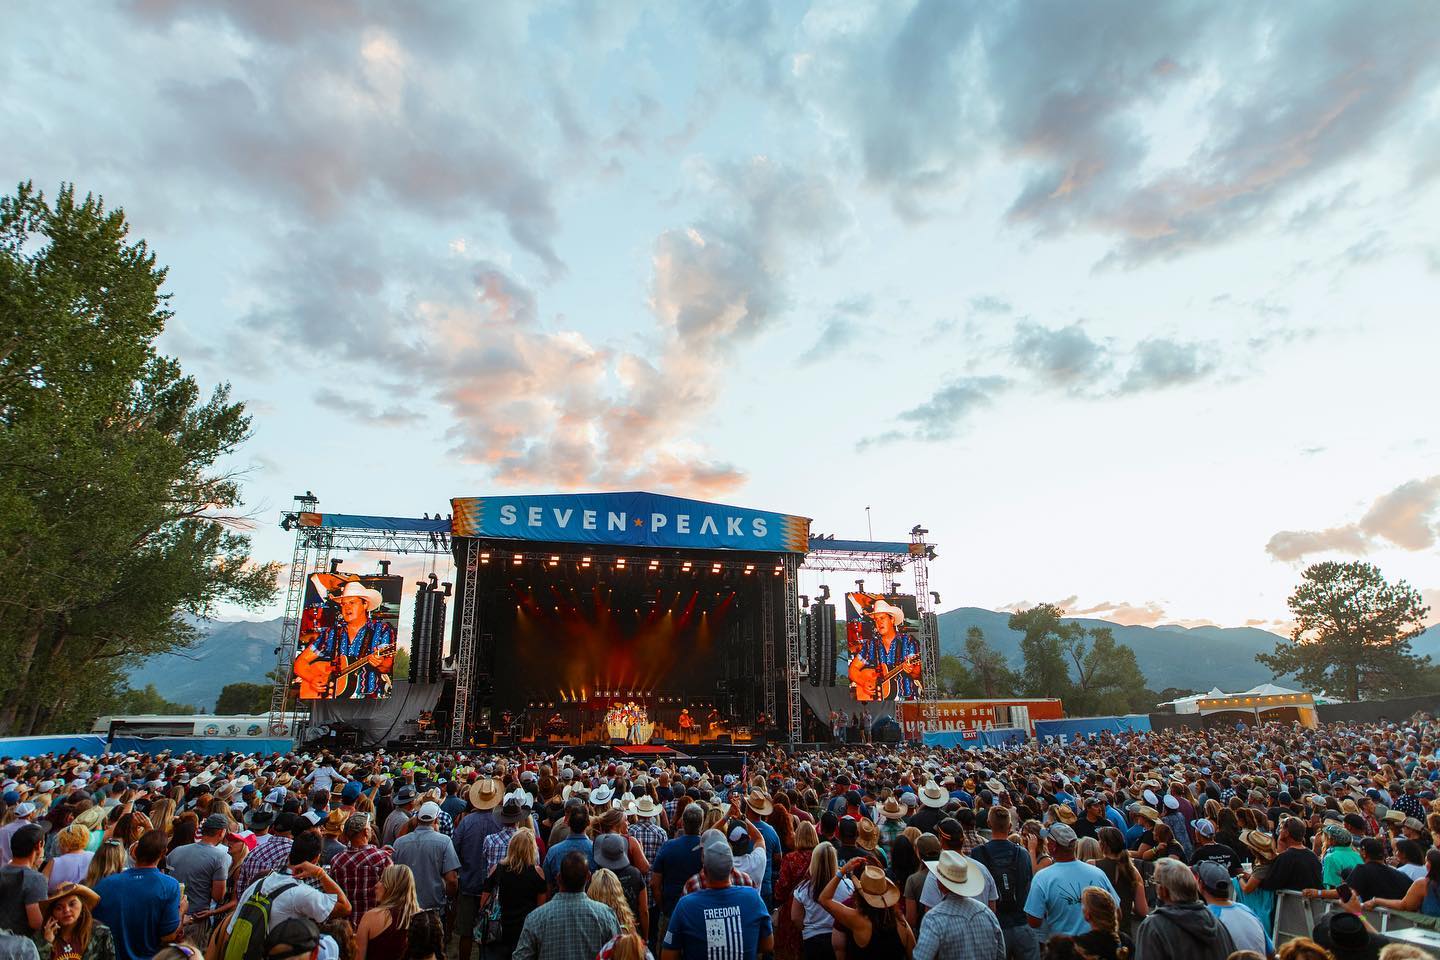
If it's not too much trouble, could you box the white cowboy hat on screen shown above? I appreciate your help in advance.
[330,581,383,612]
[871,600,907,624]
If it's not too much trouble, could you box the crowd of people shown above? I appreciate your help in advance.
[3,714,1440,960]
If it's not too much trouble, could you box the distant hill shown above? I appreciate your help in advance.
[937,607,1440,693]
[127,610,1440,712]
[129,618,283,712]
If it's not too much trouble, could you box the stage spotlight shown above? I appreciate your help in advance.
[280,512,298,531]
[616,558,626,568]
[711,563,721,572]
[817,584,831,601]
[581,557,591,567]
[682,561,691,570]
[855,579,865,592]
[931,591,941,605]
[891,581,902,593]
[911,525,928,537]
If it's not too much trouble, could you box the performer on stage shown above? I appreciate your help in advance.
[294,581,395,698]
[678,708,695,733]
[847,598,922,701]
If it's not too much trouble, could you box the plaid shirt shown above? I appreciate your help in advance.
[961,829,985,857]
[628,821,667,876]
[681,868,756,895]
[329,844,393,928]
[236,835,293,894]
[512,891,619,960]
[481,825,519,886]
[912,894,1004,960]
[662,798,680,824]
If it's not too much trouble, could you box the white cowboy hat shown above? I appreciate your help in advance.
[330,580,383,611]
[928,850,987,897]
[870,600,907,625]
[918,781,948,808]
[590,784,615,806]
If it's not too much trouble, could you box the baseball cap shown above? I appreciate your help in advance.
[341,781,363,801]
[202,813,230,833]
[1191,818,1215,838]
[264,917,321,959]
[1196,862,1230,896]
[1047,823,1078,846]
[417,801,441,822]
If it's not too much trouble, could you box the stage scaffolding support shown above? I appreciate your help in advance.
[269,493,319,737]
[910,527,940,701]
[760,570,777,731]
[781,553,802,744]
[451,538,482,748]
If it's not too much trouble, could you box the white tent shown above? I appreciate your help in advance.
[1156,682,1333,714]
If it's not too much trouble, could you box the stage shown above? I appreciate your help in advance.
[274,491,942,748]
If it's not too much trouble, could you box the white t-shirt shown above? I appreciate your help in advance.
[921,856,997,909]
[733,844,767,885]
[227,871,337,932]
[1400,862,1427,882]
[793,878,853,939]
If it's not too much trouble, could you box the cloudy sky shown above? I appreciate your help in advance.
[7,0,1439,632]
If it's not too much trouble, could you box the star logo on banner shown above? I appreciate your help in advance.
[634,518,644,526]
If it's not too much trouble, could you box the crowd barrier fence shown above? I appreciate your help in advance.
[1271,889,1440,949]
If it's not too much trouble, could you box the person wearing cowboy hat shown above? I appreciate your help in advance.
[912,850,1004,960]
[296,581,395,700]
[847,597,923,702]
[450,775,504,960]
[741,790,781,908]
[34,882,113,960]
[818,858,915,957]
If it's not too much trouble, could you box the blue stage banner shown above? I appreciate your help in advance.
[451,491,811,553]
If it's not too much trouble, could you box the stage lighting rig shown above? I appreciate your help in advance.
[280,513,299,531]
[931,591,941,605]
[910,524,928,537]
[817,585,831,601]
[854,579,865,593]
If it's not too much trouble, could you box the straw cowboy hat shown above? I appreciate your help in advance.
[469,778,502,811]
[927,850,987,898]
[1054,805,1077,825]
[330,581,383,611]
[1240,830,1276,861]
[629,796,662,818]
[855,865,901,909]
[745,790,774,817]
[43,883,99,911]
[878,797,906,822]
[918,782,948,809]
[870,600,907,625]
[856,818,881,851]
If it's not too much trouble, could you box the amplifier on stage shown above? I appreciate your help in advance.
[733,725,752,743]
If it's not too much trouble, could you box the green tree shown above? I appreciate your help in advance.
[1064,626,1151,715]
[0,182,279,734]
[934,654,976,697]
[1009,604,1075,699]
[1257,561,1431,702]
[393,646,410,680]
[215,682,272,715]
[958,626,1018,697]
[113,684,199,715]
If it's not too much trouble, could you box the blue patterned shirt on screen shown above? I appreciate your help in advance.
[311,619,395,698]
[857,632,921,700]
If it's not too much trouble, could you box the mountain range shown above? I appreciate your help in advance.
[130,609,1440,712]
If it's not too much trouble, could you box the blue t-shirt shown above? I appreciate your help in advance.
[752,818,780,901]
[662,884,771,960]
[1022,859,1118,938]
[542,835,593,887]
[93,868,181,960]
[653,835,703,914]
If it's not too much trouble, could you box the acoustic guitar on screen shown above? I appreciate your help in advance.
[848,654,923,702]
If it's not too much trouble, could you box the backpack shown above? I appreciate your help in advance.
[223,877,299,960]
[973,841,1027,916]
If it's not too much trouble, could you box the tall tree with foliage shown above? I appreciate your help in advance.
[1063,626,1152,715]
[959,626,1018,697]
[0,182,278,734]
[1009,604,1076,699]
[1257,561,1431,702]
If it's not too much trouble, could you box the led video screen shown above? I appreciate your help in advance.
[844,592,923,701]
[293,570,402,700]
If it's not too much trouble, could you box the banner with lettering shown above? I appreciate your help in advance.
[450,492,811,553]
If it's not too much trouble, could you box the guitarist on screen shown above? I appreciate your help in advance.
[295,580,395,699]
[847,597,923,701]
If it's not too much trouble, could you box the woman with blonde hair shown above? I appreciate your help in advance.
[83,839,125,888]
[147,797,177,839]
[356,864,420,960]
[776,820,821,960]
[44,823,96,892]
[791,842,849,959]
[700,804,724,834]
[588,868,639,957]
[482,828,546,957]
[1070,885,1133,958]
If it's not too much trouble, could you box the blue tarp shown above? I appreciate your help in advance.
[0,735,108,759]
[923,727,1028,748]
[1033,715,1152,740]
[108,737,294,756]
